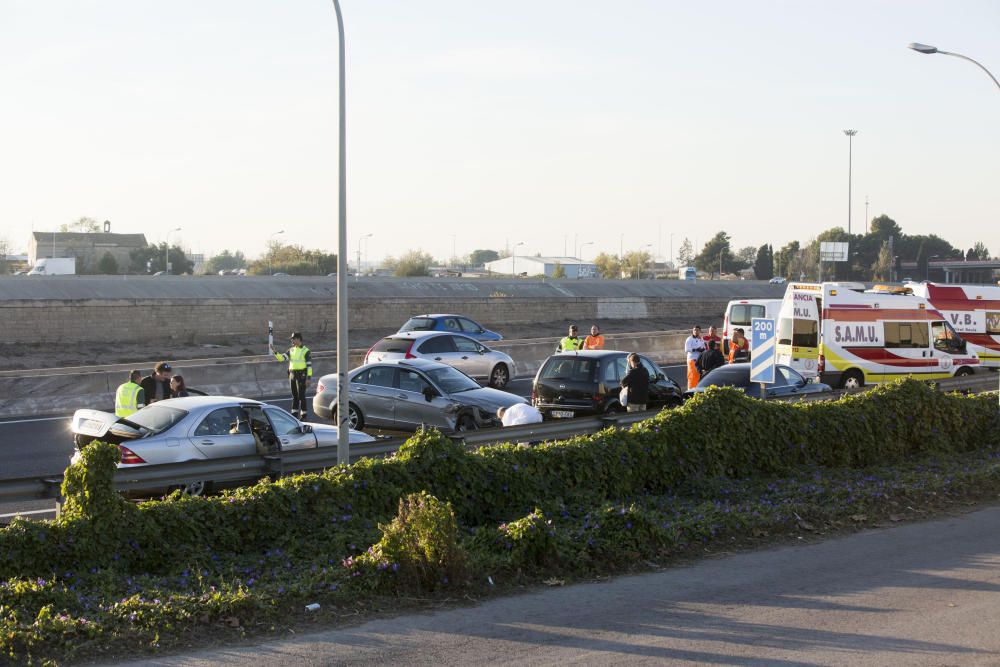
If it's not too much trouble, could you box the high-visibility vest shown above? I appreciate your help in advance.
[559,336,583,352]
[115,381,142,417]
[276,345,312,377]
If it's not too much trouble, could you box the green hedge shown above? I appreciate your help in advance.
[0,379,995,581]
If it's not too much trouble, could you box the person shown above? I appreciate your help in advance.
[496,403,543,426]
[697,339,726,377]
[582,325,605,350]
[271,331,312,419]
[557,325,584,352]
[703,325,722,348]
[728,327,751,363]
[684,326,706,390]
[619,352,649,412]
[140,362,172,404]
[170,374,189,398]
[115,369,146,418]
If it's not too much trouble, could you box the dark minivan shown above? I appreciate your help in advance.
[532,350,683,419]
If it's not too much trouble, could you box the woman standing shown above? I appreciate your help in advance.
[170,374,190,398]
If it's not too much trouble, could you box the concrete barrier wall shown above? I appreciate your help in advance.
[0,331,688,418]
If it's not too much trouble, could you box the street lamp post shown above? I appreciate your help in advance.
[356,233,372,281]
[578,241,593,259]
[636,244,652,280]
[268,230,285,275]
[331,0,350,465]
[844,130,858,236]
[165,227,181,274]
[512,242,524,278]
[927,255,940,281]
[908,43,1000,91]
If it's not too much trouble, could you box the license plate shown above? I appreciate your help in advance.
[551,410,575,419]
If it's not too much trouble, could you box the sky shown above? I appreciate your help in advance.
[1,0,997,266]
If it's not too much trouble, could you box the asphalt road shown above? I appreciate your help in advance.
[115,505,1000,666]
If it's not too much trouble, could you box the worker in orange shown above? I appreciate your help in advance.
[684,325,706,390]
[583,325,605,350]
[728,327,750,363]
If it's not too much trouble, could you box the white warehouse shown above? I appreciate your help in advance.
[484,256,597,279]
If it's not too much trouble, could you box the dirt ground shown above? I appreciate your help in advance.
[0,316,717,372]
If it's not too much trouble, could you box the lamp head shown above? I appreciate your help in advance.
[908,42,938,54]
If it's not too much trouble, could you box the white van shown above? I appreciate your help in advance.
[722,298,782,355]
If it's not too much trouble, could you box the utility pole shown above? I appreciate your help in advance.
[865,195,869,234]
[844,129,858,236]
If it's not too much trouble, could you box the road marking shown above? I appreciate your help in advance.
[0,416,70,425]
[0,508,56,519]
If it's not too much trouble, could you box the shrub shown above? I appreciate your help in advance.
[472,509,565,573]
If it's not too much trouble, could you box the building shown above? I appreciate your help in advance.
[29,229,148,273]
[484,256,598,278]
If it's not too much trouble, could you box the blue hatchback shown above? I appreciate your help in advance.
[398,314,503,342]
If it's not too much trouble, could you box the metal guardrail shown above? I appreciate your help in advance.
[1,372,996,509]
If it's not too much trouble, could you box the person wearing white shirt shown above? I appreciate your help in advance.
[497,403,544,426]
[684,325,707,390]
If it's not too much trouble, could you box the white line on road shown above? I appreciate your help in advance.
[0,416,70,425]
[0,508,56,519]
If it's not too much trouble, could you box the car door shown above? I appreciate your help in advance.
[265,407,317,451]
[452,335,491,380]
[416,334,459,366]
[353,366,397,428]
[393,368,453,431]
[189,406,257,458]
[639,356,675,407]
[458,317,486,340]
[765,367,797,398]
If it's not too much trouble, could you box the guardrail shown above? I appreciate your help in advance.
[1,372,996,513]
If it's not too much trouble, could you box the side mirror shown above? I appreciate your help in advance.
[423,387,437,402]
[300,424,314,433]
[478,328,485,333]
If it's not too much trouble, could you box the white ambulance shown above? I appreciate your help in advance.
[908,282,1000,368]
[722,298,782,355]
[775,282,979,389]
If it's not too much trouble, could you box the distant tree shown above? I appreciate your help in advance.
[972,241,992,261]
[788,242,817,281]
[593,252,622,279]
[774,241,799,279]
[0,235,11,274]
[677,238,694,267]
[869,215,902,243]
[384,250,434,277]
[872,241,893,281]
[96,252,119,275]
[735,246,757,270]
[551,262,566,279]
[129,243,193,275]
[206,250,247,274]
[59,217,101,233]
[915,241,928,279]
[622,251,653,279]
[694,232,738,276]
[469,249,500,266]
[249,243,337,275]
[753,244,773,280]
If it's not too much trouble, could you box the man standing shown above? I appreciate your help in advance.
[140,362,172,404]
[557,325,584,352]
[115,369,146,418]
[583,325,605,350]
[697,339,726,377]
[620,352,649,412]
[272,331,312,419]
[703,325,722,348]
[684,326,706,390]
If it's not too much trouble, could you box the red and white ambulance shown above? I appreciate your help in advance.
[775,282,979,388]
[908,282,1000,368]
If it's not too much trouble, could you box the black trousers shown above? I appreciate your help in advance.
[290,370,308,414]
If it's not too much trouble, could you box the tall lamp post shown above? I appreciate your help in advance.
[356,233,372,280]
[908,43,1000,91]
[268,230,285,275]
[843,130,858,236]
[636,243,652,280]
[578,241,593,259]
[926,255,939,281]
[511,241,524,278]
[165,227,181,274]
[331,0,349,465]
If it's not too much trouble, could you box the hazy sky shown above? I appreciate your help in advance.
[1,1,997,265]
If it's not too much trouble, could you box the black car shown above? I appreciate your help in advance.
[686,363,833,399]
[531,350,683,419]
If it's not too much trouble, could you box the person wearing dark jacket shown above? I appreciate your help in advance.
[140,361,172,404]
[619,353,650,412]
[697,339,726,378]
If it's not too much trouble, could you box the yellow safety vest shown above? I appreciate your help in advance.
[115,382,143,417]
[559,336,584,352]
[276,345,312,376]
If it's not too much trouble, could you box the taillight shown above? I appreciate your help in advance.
[119,446,146,465]
[817,354,825,374]
[404,341,417,359]
[364,344,376,364]
[317,380,326,393]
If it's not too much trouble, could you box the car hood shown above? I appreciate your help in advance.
[449,387,526,411]
[305,421,376,446]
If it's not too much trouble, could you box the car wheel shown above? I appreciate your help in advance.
[955,366,974,377]
[333,403,365,431]
[841,370,864,390]
[605,402,625,414]
[170,480,213,497]
[489,364,510,389]
[455,414,478,432]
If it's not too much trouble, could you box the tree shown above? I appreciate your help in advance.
[967,242,991,261]
[129,243,193,275]
[915,241,928,280]
[774,241,799,279]
[96,252,119,275]
[551,262,566,279]
[59,217,101,233]
[753,244,773,280]
[869,215,902,243]
[206,250,247,274]
[694,232,738,276]
[736,246,757,270]
[621,251,653,279]
[248,243,337,275]
[677,238,694,267]
[592,252,622,279]
[0,235,10,274]
[872,240,893,281]
[469,249,500,266]
[384,250,434,277]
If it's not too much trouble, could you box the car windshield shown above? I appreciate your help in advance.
[424,366,481,394]
[540,357,595,382]
[124,404,188,434]
[400,317,436,332]
[371,337,413,353]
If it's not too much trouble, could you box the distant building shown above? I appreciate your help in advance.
[484,256,598,278]
[29,230,148,273]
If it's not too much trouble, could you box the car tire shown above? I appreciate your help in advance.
[954,366,974,377]
[605,402,625,414]
[489,364,510,389]
[455,414,478,432]
[333,402,365,431]
[841,369,864,390]
[170,480,213,497]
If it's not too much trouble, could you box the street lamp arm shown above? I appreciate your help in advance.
[937,50,1000,91]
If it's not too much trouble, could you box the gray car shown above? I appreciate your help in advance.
[313,358,527,433]
[70,395,374,495]
[364,331,515,389]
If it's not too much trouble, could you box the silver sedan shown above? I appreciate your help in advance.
[364,331,515,389]
[70,395,374,495]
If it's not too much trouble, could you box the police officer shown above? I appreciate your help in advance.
[271,332,312,419]
[557,325,585,352]
[115,370,146,418]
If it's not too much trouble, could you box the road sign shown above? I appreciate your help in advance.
[750,317,776,384]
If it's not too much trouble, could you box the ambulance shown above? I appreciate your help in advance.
[722,298,782,355]
[775,282,979,389]
[908,282,1000,368]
